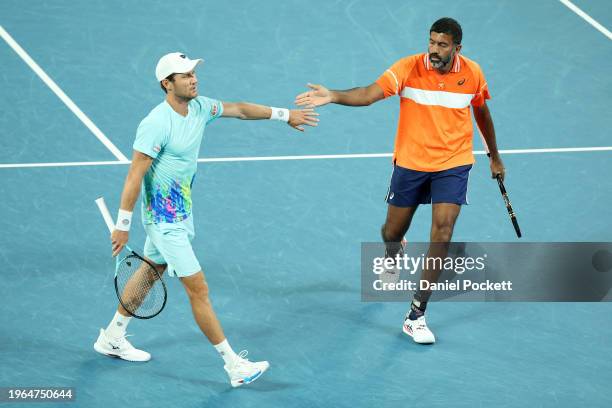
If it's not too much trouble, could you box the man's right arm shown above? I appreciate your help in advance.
[295,82,384,107]
[111,150,153,256]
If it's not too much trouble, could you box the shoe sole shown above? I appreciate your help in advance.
[231,364,270,388]
[402,325,435,344]
[93,342,151,362]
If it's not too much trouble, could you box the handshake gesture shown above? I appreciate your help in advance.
[285,83,331,132]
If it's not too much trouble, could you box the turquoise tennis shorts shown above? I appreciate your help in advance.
[143,216,201,277]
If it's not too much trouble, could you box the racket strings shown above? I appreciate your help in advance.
[116,254,165,318]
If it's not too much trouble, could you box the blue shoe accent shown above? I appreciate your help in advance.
[242,370,262,384]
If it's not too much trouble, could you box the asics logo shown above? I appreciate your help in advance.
[109,343,120,350]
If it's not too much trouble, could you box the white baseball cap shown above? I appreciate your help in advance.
[155,52,203,82]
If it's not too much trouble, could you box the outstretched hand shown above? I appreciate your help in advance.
[294,83,332,107]
[288,108,319,132]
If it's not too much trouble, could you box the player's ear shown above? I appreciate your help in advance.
[454,44,462,54]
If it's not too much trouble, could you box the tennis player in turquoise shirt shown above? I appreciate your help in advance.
[94,52,319,388]
[135,95,221,224]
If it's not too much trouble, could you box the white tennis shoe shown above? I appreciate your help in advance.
[380,262,401,284]
[93,328,151,362]
[402,315,436,344]
[224,350,269,388]
[380,237,407,284]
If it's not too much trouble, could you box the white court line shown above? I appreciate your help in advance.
[0,160,128,169]
[559,0,612,40]
[1,146,611,169]
[197,153,392,162]
[0,25,130,162]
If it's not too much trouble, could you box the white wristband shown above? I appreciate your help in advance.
[116,209,133,232]
[270,107,290,122]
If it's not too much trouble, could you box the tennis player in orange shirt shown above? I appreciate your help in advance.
[296,17,504,344]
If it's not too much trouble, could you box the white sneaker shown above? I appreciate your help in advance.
[224,350,269,388]
[93,328,151,362]
[380,262,401,284]
[402,315,436,344]
[380,238,407,284]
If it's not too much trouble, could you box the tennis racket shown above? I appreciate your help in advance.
[477,128,522,238]
[95,197,167,319]
[495,175,522,238]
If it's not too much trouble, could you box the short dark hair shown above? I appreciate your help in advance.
[430,17,462,44]
[160,73,177,94]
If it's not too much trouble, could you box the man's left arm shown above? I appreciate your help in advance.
[221,102,319,132]
[473,101,505,181]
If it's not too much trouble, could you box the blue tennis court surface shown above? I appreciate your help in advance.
[1,1,611,407]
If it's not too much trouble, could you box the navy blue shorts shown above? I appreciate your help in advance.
[385,164,472,207]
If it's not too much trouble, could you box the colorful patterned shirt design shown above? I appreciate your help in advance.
[133,96,223,224]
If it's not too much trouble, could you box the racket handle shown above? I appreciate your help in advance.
[95,197,115,233]
[512,217,522,238]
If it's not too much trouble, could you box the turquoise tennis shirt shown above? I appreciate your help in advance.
[133,96,223,224]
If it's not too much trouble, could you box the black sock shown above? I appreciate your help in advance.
[407,300,427,320]
[384,243,403,260]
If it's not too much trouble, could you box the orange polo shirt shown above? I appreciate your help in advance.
[375,53,490,171]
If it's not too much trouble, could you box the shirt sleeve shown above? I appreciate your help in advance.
[375,56,415,98]
[471,64,491,107]
[133,116,168,159]
[197,96,224,124]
